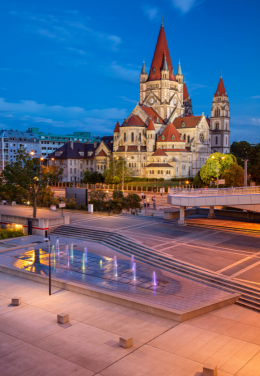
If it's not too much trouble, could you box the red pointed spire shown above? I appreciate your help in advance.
[147,119,155,131]
[148,24,175,82]
[114,121,120,132]
[215,77,227,97]
[183,82,189,101]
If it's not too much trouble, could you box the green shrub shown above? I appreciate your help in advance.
[0,227,24,239]
[158,178,164,182]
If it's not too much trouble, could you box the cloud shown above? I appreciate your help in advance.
[120,96,137,104]
[143,5,158,20]
[171,0,201,13]
[67,47,87,55]
[109,62,140,83]
[0,98,127,134]
[11,11,122,52]
[251,95,260,99]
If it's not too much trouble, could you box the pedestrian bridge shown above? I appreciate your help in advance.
[167,186,260,225]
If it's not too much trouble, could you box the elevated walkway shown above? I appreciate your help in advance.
[167,186,260,225]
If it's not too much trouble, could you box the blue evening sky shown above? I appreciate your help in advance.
[0,0,259,142]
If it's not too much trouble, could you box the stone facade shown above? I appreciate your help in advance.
[112,22,230,180]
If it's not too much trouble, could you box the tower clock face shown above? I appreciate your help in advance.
[150,98,154,104]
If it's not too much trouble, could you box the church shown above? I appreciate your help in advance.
[95,21,231,180]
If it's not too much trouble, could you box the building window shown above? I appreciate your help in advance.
[124,133,126,142]
[215,122,219,130]
[215,108,220,116]
[187,135,190,143]
[131,132,134,142]
[153,68,156,75]
[216,136,218,144]
[184,134,186,141]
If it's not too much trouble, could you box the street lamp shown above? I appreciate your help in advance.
[43,234,51,295]
[30,151,35,156]
[211,155,225,189]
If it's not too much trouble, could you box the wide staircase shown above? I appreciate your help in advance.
[51,225,260,313]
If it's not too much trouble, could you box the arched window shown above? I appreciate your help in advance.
[131,132,134,142]
[184,134,186,141]
[153,68,156,75]
[215,122,219,130]
[161,170,163,174]
[216,136,218,145]
[124,133,126,142]
[215,108,220,117]
[187,135,190,143]
[152,170,154,174]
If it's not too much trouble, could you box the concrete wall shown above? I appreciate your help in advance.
[196,208,260,220]
[0,214,69,235]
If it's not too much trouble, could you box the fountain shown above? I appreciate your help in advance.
[100,260,103,268]
[114,255,117,266]
[82,252,85,271]
[133,263,136,281]
[114,261,118,277]
[131,255,134,270]
[52,245,55,263]
[153,271,157,286]
[70,243,73,259]
[56,238,59,258]
[84,247,87,262]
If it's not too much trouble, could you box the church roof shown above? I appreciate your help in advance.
[173,116,202,129]
[152,148,167,156]
[157,123,184,142]
[124,115,146,127]
[183,82,190,101]
[147,24,176,82]
[113,121,120,132]
[96,150,107,157]
[140,106,164,123]
[147,119,155,131]
[146,163,173,168]
[215,77,227,97]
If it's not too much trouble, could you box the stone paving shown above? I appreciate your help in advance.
[1,273,260,376]
[0,235,233,311]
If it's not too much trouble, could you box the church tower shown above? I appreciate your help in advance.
[183,80,193,115]
[210,75,230,153]
[139,21,184,123]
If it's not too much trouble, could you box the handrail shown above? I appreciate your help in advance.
[169,186,260,197]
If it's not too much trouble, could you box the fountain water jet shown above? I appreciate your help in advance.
[133,263,136,281]
[153,271,157,286]
[70,243,73,259]
[131,255,134,270]
[52,245,55,263]
[82,252,85,270]
[56,238,59,259]
[100,260,103,268]
[84,247,87,262]
[114,255,117,266]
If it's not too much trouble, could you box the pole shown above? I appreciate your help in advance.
[122,160,124,191]
[217,159,219,189]
[243,159,248,187]
[48,236,51,295]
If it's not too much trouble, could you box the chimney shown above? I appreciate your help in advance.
[94,141,97,148]
[70,140,73,149]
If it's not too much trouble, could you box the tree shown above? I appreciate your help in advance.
[103,157,134,186]
[89,190,108,211]
[110,190,125,214]
[200,152,237,184]
[124,193,141,213]
[2,148,61,217]
[83,170,103,184]
[222,164,244,187]
[230,141,251,159]
[250,161,260,184]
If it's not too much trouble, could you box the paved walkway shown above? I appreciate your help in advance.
[1,273,260,375]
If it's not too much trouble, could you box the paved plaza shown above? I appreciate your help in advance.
[1,272,260,376]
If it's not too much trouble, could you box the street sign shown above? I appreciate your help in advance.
[160,188,165,193]
[59,203,66,208]
[217,179,225,185]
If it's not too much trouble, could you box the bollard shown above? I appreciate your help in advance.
[57,313,69,324]
[119,337,133,349]
[11,297,21,306]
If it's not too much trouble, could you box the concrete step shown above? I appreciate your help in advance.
[51,225,260,312]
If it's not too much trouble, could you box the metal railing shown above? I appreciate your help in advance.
[169,186,260,197]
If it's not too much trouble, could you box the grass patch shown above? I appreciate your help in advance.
[0,227,25,240]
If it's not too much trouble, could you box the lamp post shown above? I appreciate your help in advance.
[43,234,51,295]
[211,155,225,189]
